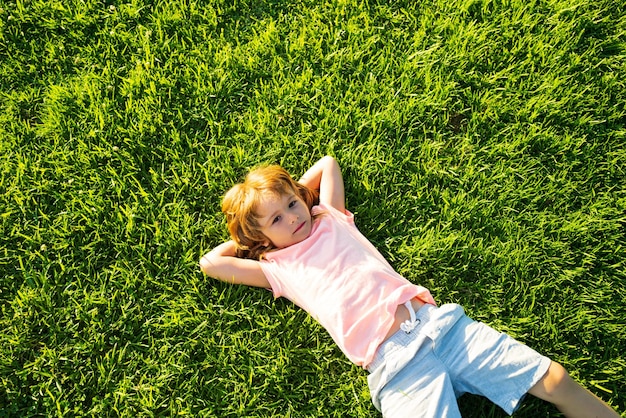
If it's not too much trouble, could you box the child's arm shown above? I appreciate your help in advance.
[298,156,345,213]
[199,241,271,288]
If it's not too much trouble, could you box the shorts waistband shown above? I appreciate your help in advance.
[367,303,437,372]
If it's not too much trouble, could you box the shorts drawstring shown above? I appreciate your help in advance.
[400,300,420,333]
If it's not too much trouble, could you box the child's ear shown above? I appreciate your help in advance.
[258,233,271,248]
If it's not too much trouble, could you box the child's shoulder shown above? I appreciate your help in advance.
[314,202,354,223]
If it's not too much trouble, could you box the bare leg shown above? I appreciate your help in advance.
[528,361,620,418]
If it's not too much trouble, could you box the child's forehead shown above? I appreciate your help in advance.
[258,191,287,206]
[259,191,282,204]
[255,191,293,215]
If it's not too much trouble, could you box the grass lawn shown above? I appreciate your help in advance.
[1,0,625,416]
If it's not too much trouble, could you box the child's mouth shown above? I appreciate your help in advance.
[294,221,305,234]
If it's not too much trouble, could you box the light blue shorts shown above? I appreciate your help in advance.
[367,304,552,417]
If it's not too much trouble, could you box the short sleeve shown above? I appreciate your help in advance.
[259,259,283,299]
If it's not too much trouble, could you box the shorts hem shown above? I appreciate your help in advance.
[503,356,553,415]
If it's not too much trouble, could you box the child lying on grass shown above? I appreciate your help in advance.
[200,156,619,417]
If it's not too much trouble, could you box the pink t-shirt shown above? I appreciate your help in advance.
[259,203,436,367]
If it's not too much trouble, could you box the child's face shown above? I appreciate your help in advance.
[256,192,312,249]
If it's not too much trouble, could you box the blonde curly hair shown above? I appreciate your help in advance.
[221,165,319,260]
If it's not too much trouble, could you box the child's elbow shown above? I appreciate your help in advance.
[322,155,338,165]
[199,254,215,277]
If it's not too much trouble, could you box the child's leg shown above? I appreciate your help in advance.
[377,350,462,418]
[528,361,620,418]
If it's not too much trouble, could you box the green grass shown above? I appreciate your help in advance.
[1,0,625,416]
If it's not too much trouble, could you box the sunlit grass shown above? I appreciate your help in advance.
[1,0,625,416]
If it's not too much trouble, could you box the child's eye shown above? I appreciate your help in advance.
[272,216,281,224]
[289,200,297,208]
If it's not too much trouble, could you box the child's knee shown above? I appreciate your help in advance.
[544,362,572,395]
[529,361,575,402]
